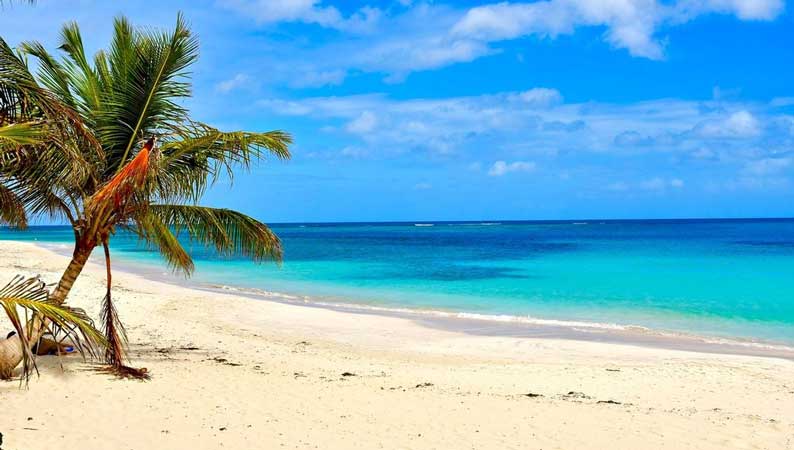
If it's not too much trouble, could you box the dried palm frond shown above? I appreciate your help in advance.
[0,275,106,383]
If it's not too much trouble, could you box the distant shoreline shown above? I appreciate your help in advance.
[5,216,794,228]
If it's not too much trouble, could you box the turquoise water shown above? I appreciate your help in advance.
[2,219,794,344]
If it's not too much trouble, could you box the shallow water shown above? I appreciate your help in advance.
[3,219,793,345]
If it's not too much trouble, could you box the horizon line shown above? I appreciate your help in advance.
[10,216,794,228]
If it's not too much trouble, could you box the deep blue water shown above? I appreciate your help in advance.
[2,219,794,344]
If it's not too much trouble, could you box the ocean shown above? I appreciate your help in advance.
[2,219,793,346]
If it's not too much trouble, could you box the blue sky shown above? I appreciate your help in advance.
[1,0,793,222]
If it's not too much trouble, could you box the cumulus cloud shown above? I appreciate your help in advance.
[488,160,536,176]
[414,182,433,190]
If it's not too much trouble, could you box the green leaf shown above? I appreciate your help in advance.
[142,204,283,264]
[0,275,107,382]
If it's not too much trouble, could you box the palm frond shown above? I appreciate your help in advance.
[0,182,27,228]
[0,275,106,382]
[99,13,198,172]
[0,122,44,145]
[1,36,100,151]
[2,36,102,201]
[143,204,282,264]
[99,241,126,369]
[18,41,78,110]
[127,210,194,274]
[156,122,291,202]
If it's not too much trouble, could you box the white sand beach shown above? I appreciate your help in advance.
[1,241,793,450]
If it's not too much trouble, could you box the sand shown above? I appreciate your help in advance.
[0,240,792,450]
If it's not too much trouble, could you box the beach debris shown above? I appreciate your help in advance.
[207,357,241,367]
[523,393,543,398]
[97,365,150,380]
[605,368,621,372]
[597,400,622,405]
[562,391,592,400]
[179,346,200,351]
[293,372,306,378]
[415,382,434,388]
[341,372,356,377]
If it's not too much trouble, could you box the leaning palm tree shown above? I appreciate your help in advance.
[0,14,291,377]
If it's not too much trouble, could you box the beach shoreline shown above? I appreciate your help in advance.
[1,241,793,449]
[33,239,794,361]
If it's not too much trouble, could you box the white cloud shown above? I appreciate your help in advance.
[260,89,789,162]
[725,110,762,136]
[339,146,369,158]
[453,0,664,59]
[290,70,347,88]
[512,88,564,108]
[673,0,784,21]
[220,1,785,84]
[414,182,433,190]
[345,111,378,134]
[695,110,761,138]
[451,0,783,62]
[221,0,380,32]
[355,35,492,76]
[640,177,667,190]
[744,157,793,175]
[639,177,685,190]
[488,160,536,176]
[215,73,250,93]
[770,97,794,108]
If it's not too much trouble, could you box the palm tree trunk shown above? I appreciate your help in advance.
[0,243,93,378]
[51,244,93,304]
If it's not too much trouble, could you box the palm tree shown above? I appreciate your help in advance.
[0,14,291,378]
